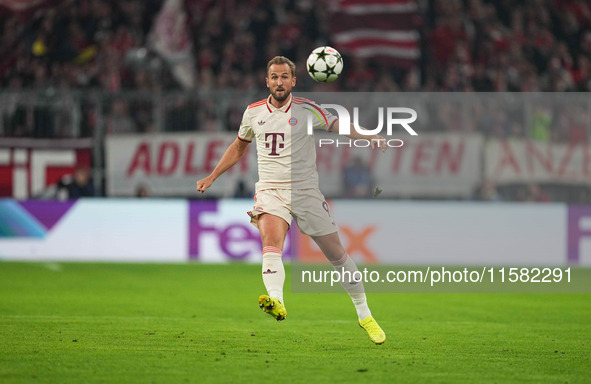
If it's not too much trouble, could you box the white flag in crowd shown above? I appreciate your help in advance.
[0,0,48,13]
[149,0,196,89]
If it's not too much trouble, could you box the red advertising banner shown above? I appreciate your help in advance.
[316,132,483,198]
[485,140,591,184]
[106,133,482,198]
[106,133,257,197]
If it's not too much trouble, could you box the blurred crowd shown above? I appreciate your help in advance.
[0,0,162,92]
[425,0,591,93]
[1,0,591,202]
[2,0,591,93]
[1,0,589,136]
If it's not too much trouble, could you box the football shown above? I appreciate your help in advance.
[306,46,344,83]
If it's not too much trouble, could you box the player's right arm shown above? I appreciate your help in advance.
[196,138,249,193]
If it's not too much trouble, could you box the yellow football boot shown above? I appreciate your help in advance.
[258,295,287,321]
[359,316,386,345]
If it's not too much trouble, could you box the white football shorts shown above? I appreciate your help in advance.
[247,188,338,237]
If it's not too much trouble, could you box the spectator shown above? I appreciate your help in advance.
[474,180,503,202]
[135,184,150,198]
[234,180,253,198]
[343,157,375,199]
[57,167,95,199]
[106,99,136,134]
[164,97,197,132]
[525,183,550,203]
[530,106,552,142]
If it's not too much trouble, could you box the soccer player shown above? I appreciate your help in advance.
[196,56,387,345]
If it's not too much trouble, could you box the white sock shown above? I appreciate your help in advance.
[262,247,285,303]
[330,253,372,320]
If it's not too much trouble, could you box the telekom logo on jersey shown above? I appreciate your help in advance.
[265,132,285,156]
[306,105,418,148]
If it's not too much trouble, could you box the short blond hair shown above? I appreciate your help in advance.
[266,56,296,77]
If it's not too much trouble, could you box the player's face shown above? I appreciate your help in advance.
[266,64,296,103]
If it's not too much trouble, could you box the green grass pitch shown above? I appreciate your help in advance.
[0,262,589,383]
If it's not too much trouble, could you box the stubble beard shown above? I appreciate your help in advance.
[271,88,291,103]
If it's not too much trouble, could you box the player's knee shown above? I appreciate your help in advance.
[327,250,348,266]
[318,243,346,263]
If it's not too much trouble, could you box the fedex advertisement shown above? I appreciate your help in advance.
[0,198,590,266]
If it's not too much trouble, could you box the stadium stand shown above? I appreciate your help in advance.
[0,0,590,202]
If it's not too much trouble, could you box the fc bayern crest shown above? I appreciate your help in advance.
[288,117,298,126]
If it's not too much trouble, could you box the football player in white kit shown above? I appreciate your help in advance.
[197,56,386,344]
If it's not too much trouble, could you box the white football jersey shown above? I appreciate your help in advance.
[238,94,337,190]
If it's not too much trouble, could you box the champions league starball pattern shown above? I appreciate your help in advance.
[306,46,344,83]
